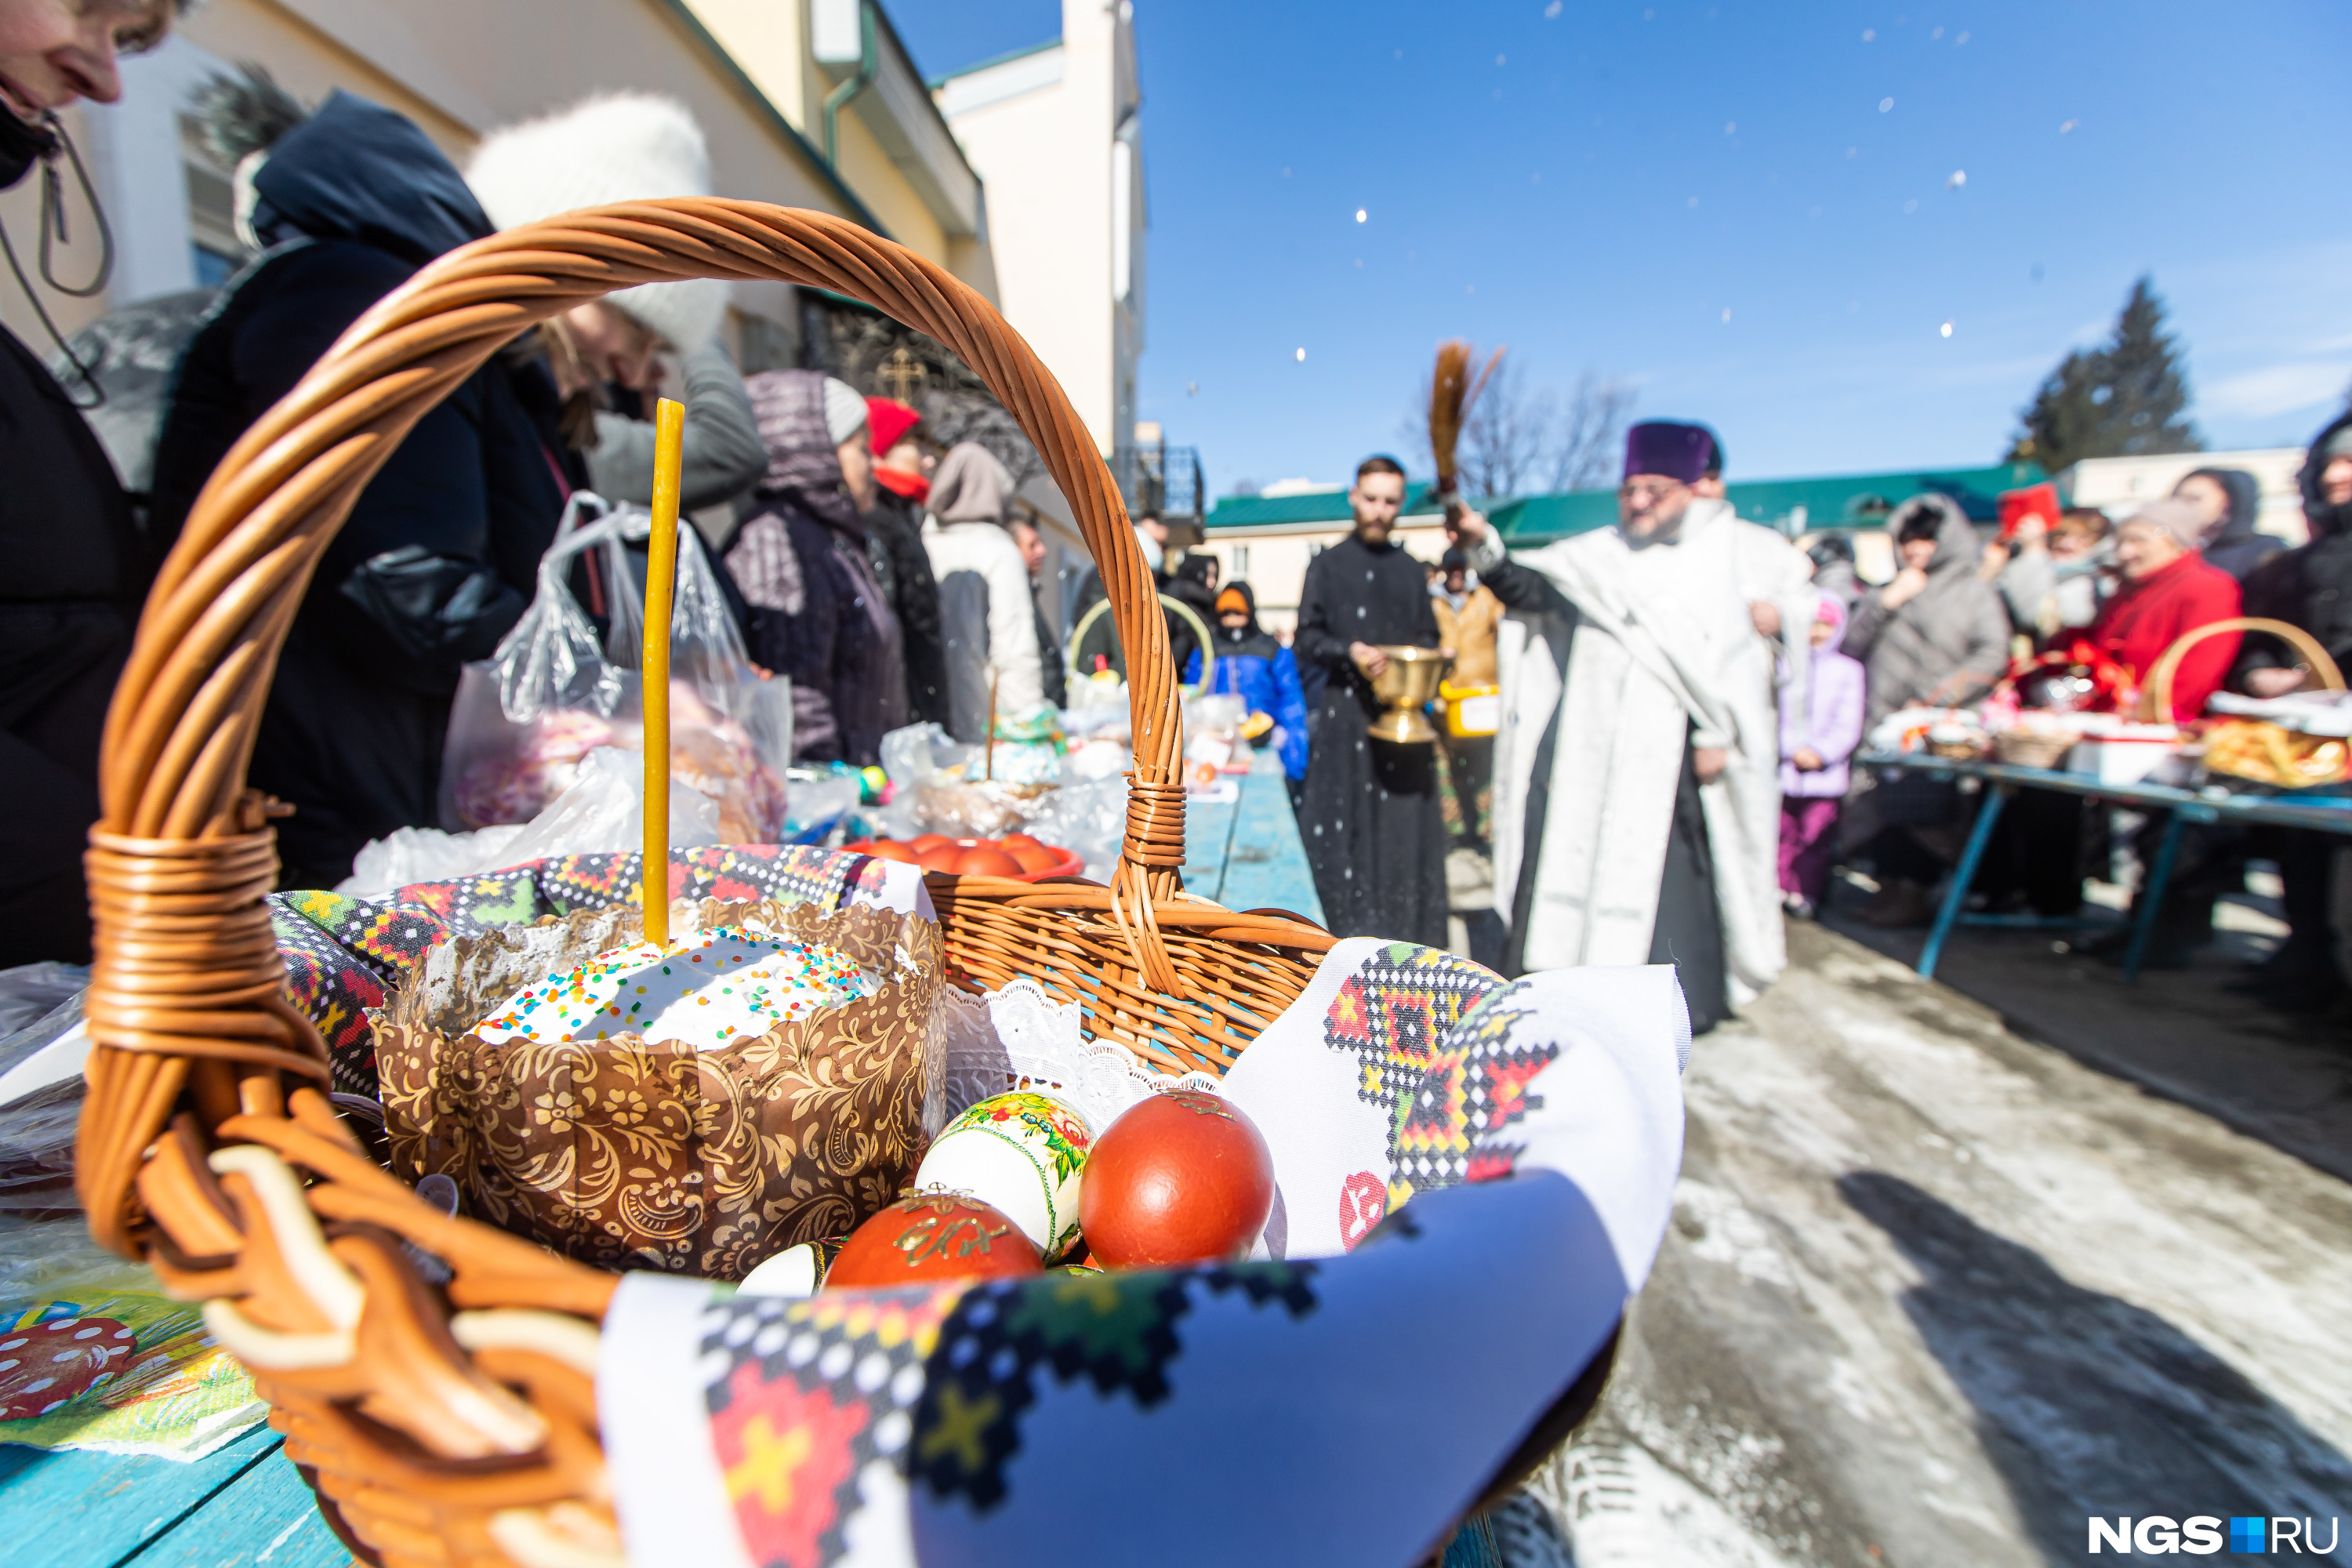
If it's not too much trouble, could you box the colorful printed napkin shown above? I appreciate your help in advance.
[0,1218,266,1459]
[597,949,1688,1568]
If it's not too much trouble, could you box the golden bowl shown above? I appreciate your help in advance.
[1367,645,1452,744]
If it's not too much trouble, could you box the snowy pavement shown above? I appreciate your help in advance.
[1529,919,2352,1566]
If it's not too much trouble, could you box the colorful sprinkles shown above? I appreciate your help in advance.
[471,926,879,1049]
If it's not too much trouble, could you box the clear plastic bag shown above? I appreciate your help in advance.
[0,983,89,1216]
[440,494,790,842]
[340,748,723,898]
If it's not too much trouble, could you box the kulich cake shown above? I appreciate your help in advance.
[470,924,879,1049]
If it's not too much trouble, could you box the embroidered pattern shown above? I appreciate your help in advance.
[1319,943,1514,1210]
[909,1261,1320,1514]
[701,1283,967,1568]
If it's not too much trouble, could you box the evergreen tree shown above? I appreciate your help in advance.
[2007,275,2202,470]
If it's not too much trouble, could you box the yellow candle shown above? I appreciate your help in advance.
[643,396,686,948]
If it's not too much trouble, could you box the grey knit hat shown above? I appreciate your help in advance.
[2120,498,2205,551]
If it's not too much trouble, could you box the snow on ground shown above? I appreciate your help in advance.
[1527,919,2352,1566]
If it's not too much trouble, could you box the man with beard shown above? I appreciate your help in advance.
[1292,456,1447,945]
[1450,422,1802,1033]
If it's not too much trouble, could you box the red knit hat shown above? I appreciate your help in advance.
[866,397,923,456]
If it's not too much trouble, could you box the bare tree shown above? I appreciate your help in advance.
[1455,357,1557,500]
[1548,372,1638,492]
[1402,361,1636,499]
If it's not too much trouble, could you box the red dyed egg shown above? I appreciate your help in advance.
[823,1192,1043,1289]
[909,834,953,853]
[866,840,920,864]
[1011,844,1064,874]
[955,847,1022,877]
[997,833,1043,851]
[916,846,965,873]
[1079,1090,1275,1269]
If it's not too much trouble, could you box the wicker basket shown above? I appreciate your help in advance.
[2147,616,2350,786]
[1991,730,2076,768]
[73,201,1340,1568]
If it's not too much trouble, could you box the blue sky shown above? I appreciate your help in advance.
[890,2,2352,493]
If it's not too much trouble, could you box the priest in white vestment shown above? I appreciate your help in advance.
[1451,421,1813,1033]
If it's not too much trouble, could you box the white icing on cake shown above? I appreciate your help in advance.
[471,925,878,1050]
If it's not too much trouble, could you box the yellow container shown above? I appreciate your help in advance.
[1440,681,1501,738]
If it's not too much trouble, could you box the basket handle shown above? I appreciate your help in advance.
[78,201,1187,1250]
[2139,616,2345,720]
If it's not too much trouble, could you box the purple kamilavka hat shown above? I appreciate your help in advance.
[1622,421,1714,485]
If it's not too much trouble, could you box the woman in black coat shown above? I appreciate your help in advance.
[0,0,191,964]
[147,87,565,888]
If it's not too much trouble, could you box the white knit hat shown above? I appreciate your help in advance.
[822,378,868,446]
[465,93,726,351]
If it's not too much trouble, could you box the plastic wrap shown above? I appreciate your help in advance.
[344,748,724,898]
[1023,775,1131,884]
[0,979,87,1217]
[441,495,790,840]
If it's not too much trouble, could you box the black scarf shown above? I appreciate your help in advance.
[0,111,56,192]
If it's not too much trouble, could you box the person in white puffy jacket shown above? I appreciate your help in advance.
[922,443,1044,741]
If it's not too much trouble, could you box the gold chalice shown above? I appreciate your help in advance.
[1367,646,1452,744]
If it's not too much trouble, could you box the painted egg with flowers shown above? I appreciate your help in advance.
[912,1091,1092,1260]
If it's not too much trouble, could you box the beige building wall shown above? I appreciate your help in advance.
[2065,448,2310,545]
[0,0,995,364]
[935,0,1141,458]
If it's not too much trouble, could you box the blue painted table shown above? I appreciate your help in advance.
[0,1419,344,1568]
[5,759,1325,1566]
[1179,750,1326,924]
[1857,750,2352,981]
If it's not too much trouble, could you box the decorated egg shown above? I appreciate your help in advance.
[913,1091,1091,1260]
[0,1314,136,1421]
[824,1192,1042,1289]
[1080,1089,1274,1269]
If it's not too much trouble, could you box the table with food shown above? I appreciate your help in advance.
[1856,616,2352,979]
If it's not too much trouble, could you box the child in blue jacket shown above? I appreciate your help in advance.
[1184,582,1309,782]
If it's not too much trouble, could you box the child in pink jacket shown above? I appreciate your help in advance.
[1779,591,1867,917]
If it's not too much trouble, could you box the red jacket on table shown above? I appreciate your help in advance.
[2087,552,2242,720]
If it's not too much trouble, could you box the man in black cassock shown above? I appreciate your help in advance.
[1292,456,1449,945]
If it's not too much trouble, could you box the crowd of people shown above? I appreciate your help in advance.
[1272,417,2352,1034]
[1,3,2344,1034]
[0,49,1081,964]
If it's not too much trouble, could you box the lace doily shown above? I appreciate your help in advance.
[928,978,1222,1136]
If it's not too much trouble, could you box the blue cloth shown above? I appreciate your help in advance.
[1185,637,1310,780]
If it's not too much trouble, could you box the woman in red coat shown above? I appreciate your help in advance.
[2078,499,2244,968]
[2088,499,2242,719]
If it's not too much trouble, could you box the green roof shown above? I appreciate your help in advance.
[1205,461,2048,542]
[1205,482,1447,529]
[1491,460,2049,545]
